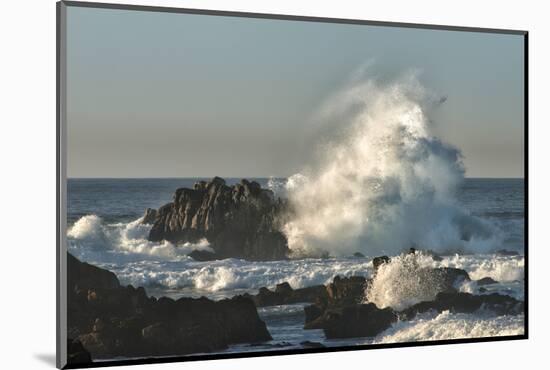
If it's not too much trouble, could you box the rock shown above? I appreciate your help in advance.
[434,267,470,291]
[147,177,289,261]
[326,276,367,305]
[67,338,92,365]
[400,292,524,320]
[372,256,390,273]
[304,276,369,330]
[187,249,218,261]
[477,277,499,286]
[67,253,271,359]
[304,304,324,324]
[479,287,488,293]
[311,303,397,339]
[246,282,328,307]
[67,252,120,292]
[141,208,158,224]
[352,252,365,258]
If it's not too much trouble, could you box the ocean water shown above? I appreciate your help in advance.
[67,178,525,352]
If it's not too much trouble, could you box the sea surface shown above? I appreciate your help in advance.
[67,178,525,353]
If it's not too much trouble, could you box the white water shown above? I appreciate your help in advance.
[67,214,212,263]
[282,75,497,257]
[67,215,524,303]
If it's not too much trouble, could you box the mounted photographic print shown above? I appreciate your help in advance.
[57,1,528,368]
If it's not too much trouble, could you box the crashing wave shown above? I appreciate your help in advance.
[282,73,497,257]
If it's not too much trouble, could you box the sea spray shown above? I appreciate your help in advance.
[365,252,446,310]
[283,73,495,257]
[67,214,212,262]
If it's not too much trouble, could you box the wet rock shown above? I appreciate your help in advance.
[141,208,158,224]
[352,252,365,258]
[477,277,499,286]
[187,249,218,261]
[147,177,289,261]
[400,291,524,320]
[68,253,271,359]
[311,303,397,339]
[304,276,369,330]
[326,276,367,305]
[246,282,328,307]
[372,256,390,274]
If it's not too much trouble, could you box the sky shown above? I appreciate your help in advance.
[66,6,525,178]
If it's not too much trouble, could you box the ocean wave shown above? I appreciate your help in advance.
[373,310,524,343]
[281,73,500,257]
[67,214,212,263]
[67,216,524,301]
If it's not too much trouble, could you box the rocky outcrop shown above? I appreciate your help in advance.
[67,253,271,360]
[141,208,158,225]
[244,282,328,307]
[303,276,369,330]
[314,303,397,339]
[477,277,498,286]
[146,177,289,261]
[399,291,524,320]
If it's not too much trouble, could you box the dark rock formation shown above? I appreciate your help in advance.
[304,276,372,335]
[245,282,328,307]
[68,253,271,360]
[316,303,397,339]
[141,208,158,225]
[147,177,289,261]
[399,291,524,320]
[187,249,218,261]
[372,255,390,274]
[433,267,471,291]
[67,338,92,365]
[477,277,499,286]
[352,252,365,258]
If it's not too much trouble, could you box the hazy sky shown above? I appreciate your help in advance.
[66,6,524,178]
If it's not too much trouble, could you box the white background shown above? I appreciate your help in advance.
[0,0,547,368]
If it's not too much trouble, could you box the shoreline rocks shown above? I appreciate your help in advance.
[244,282,328,307]
[67,253,271,363]
[145,177,289,261]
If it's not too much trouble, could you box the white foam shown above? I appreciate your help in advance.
[373,311,524,343]
[282,73,497,257]
[67,215,212,263]
[366,253,447,310]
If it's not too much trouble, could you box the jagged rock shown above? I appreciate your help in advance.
[67,253,271,359]
[326,276,367,304]
[147,177,289,261]
[477,277,499,286]
[67,338,92,365]
[304,276,368,330]
[372,255,390,274]
[309,303,397,339]
[245,282,328,307]
[399,291,524,320]
[141,208,158,224]
[188,249,218,261]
